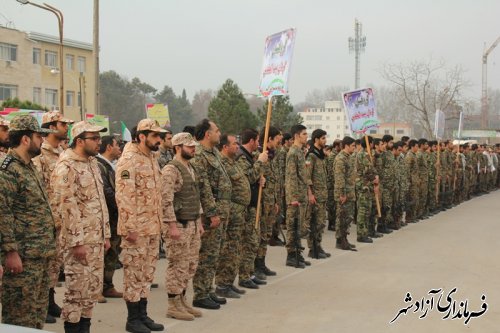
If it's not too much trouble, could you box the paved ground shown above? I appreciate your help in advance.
[5,190,500,333]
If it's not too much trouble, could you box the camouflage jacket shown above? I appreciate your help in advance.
[221,154,250,206]
[115,142,162,237]
[285,145,310,204]
[51,149,110,248]
[326,150,338,197]
[306,146,328,203]
[381,150,396,189]
[32,141,63,203]
[355,149,377,191]
[417,150,428,182]
[262,149,279,204]
[236,145,264,208]
[191,144,232,218]
[405,151,419,187]
[0,150,56,258]
[158,147,174,170]
[334,150,356,201]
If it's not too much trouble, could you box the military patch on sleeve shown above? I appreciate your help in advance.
[1,155,14,170]
[121,170,130,179]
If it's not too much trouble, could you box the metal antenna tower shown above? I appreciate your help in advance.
[348,19,366,89]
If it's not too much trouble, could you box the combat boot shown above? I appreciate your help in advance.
[254,258,267,281]
[298,252,311,265]
[285,252,306,268]
[48,288,62,317]
[215,285,241,299]
[209,292,227,304]
[126,302,150,333]
[357,236,373,243]
[139,298,164,331]
[64,321,80,333]
[79,317,91,333]
[307,248,327,259]
[318,245,331,258]
[261,256,277,276]
[166,296,195,321]
[180,292,202,317]
[46,313,56,324]
[251,276,267,285]
[239,279,259,289]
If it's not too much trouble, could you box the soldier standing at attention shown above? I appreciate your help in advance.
[116,119,166,333]
[334,136,357,251]
[405,140,420,223]
[326,140,342,231]
[0,116,10,158]
[191,119,232,310]
[51,121,111,333]
[285,124,311,268]
[33,110,74,323]
[96,136,123,300]
[0,115,56,329]
[161,133,203,321]
[158,130,173,170]
[306,129,331,258]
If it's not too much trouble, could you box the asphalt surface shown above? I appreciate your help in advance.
[3,190,500,333]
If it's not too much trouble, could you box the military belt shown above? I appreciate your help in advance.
[177,219,197,228]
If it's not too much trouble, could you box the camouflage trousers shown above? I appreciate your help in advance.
[62,244,104,323]
[327,196,336,229]
[257,202,276,258]
[1,257,50,329]
[307,201,326,249]
[285,204,305,253]
[238,207,259,281]
[163,220,201,295]
[479,172,488,192]
[381,186,395,228]
[356,189,372,238]
[193,205,229,300]
[418,179,429,217]
[427,179,438,212]
[406,183,420,222]
[335,200,354,240]
[216,203,246,286]
[120,234,159,302]
[103,231,121,292]
[49,228,63,288]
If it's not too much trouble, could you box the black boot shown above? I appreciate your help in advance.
[64,321,80,333]
[48,288,62,317]
[285,252,306,268]
[79,317,91,333]
[139,298,164,331]
[46,313,56,324]
[126,301,151,333]
[261,256,277,276]
[254,258,267,280]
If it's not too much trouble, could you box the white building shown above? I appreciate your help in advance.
[298,101,351,142]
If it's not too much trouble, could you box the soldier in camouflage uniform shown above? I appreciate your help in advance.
[255,127,281,277]
[236,129,268,289]
[326,140,341,231]
[373,139,391,234]
[405,140,420,223]
[191,119,232,310]
[32,111,74,322]
[306,129,331,258]
[214,134,252,299]
[161,133,203,321]
[51,121,111,333]
[285,124,311,268]
[0,115,56,329]
[463,144,473,200]
[478,145,489,193]
[158,130,173,170]
[355,136,379,244]
[116,119,166,333]
[391,142,404,227]
[416,139,429,219]
[426,141,439,215]
[396,141,409,226]
[0,116,9,158]
[380,135,398,230]
[334,136,357,251]
[454,144,466,204]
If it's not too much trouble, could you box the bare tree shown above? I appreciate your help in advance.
[380,58,469,137]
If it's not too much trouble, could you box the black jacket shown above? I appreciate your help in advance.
[96,156,118,232]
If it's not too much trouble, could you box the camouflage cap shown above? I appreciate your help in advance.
[9,114,57,133]
[137,119,167,133]
[42,111,75,125]
[172,132,197,146]
[0,116,9,127]
[71,121,107,139]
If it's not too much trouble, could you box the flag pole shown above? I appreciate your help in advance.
[364,135,381,217]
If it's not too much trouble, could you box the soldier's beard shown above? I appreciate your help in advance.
[0,139,9,149]
[147,140,160,152]
[181,149,194,160]
[28,142,41,157]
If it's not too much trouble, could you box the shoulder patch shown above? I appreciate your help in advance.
[121,170,130,179]
[1,155,14,170]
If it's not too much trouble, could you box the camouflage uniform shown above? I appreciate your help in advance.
[479,152,488,192]
[396,152,409,224]
[380,151,397,228]
[0,148,56,329]
[326,150,338,229]
[306,146,328,251]
[416,150,428,218]
[51,146,110,324]
[427,151,438,213]
[258,149,279,258]
[334,150,356,242]
[191,144,231,301]
[116,142,163,302]
[236,146,264,281]
[33,142,64,289]
[285,145,310,253]
[355,149,377,238]
[158,147,174,170]
[274,145,288,237]
[161,158,201,295]
[215,154,250,286]
[405,150,419,222]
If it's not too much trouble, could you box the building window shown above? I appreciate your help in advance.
[33,87,42,104]
[45,88,58,107]
[0,84,18,100]
[33,48,41,64]
[384,130,390,134]
[396,129,404,134]
[45,50,58,67]
[66,54,74,71]
[0,43,17,61]
[78,56,86,72]
[66,91,74,107]
[326,116,330,120]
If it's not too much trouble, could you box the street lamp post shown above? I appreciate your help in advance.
[17,0,64,115]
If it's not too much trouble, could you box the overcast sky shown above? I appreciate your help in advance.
[1,0,499,104]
